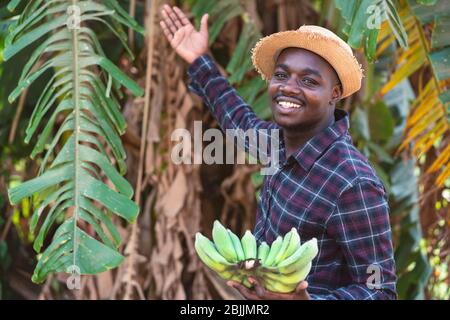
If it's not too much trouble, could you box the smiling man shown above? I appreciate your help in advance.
[160,5,397,300]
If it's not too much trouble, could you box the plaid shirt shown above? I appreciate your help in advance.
[187,54,397,300]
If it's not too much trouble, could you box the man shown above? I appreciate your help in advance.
[160,4,397,300]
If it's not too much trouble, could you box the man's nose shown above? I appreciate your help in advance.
[280,77,301,95]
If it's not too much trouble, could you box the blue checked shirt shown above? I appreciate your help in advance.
[187,54,397,300]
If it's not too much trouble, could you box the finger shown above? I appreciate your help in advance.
[227,281,259,300]
[249,277,265,298]
[295,281,308,293]
[173,6,191,26]
[200,13,209,35]
[294,281,309,299]
[159,21,173,41]
[161,7,178,34]
[165,6,184,29]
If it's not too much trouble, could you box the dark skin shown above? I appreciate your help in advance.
[227,276,311,300]
[229,47,344,298]
[270,47,343,158]
[160,6,342,300]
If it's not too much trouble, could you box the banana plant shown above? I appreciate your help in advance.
[350,80,432,299]
[376,0,450,187]
[335,0,408,61]
[4,0,144,283]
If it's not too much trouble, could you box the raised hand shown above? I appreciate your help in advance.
[160,5,209,64]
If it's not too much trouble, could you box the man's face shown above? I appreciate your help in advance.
[268,47,342,130]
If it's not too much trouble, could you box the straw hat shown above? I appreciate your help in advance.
[251,25,364,98]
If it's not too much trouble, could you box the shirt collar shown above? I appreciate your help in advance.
[283,108,350,172]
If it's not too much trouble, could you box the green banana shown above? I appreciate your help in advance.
[278,228,300,263]
[212,220,238,263]
[216,269,235,281]
[263,236,283,266]
[195,225,316,294]
[276,238,318,274]
[224,270,252,288]
[195,233,232,273]
[241,230,257,260]
[263,278,296,293]
[257,241,270,264]
[227,229,245,261]
[262,262,312,286]
[274,228,294,265]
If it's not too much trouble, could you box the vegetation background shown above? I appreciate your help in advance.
[0,0,449,300]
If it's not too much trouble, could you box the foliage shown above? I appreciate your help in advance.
[0,0,448,300]
[332,0,450,300]
[335,0,407,61]
[4,0,144,283]
[378,0,450,187]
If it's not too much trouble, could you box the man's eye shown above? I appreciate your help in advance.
[302,78,317,86]
[274,72,287,79]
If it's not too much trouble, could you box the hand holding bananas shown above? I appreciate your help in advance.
[194,220,318,294]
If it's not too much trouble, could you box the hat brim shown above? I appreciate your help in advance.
[251,30,363,98]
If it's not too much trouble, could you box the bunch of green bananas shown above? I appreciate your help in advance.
[194,220,318,293]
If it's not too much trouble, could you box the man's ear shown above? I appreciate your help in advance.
[330,84,342,105]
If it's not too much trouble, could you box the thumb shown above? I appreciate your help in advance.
[295,281,308,293]
[200,13,209,35]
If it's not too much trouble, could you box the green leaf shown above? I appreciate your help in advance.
[9,165,72,204]
[7,0,22,12]
[432,15,450,49]
[5,0,143,283]
[385,0,408,48]
[253,92,271,120]
[237,77,266,105]
[390,159,418,200]
[3,15,67,61]
[429,47,450,81]
[251,171,263,189]
[32,219,124,283]
[96,56,144,96]
[408,0,449,25]
[337,0,407,58]
[439,89,450,106]
[0,240,11,271]
[368,102,395,143]
[417,0,438,5]
[351,106,370,140]
[367,141,394,164]
[371,162,391,194]
[336,0,378,52]
[363,28,378,62]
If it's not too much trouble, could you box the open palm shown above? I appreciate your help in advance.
[160,5,209,64]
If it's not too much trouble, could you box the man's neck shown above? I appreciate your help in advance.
[283,113,335,158]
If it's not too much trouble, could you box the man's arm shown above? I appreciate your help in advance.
[187,54,276,133]
[310,179,397,300]
[160,5,277,158]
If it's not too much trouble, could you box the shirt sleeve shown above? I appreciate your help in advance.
[187,54,278,160]
[310,179,397,300]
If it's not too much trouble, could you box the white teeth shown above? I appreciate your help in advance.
[278,101,302,108]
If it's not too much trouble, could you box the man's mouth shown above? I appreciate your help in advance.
[274,97,305,110]
[278,101,303,109]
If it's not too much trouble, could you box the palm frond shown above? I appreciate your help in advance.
[335,0,407,62]
[377,0,450,187]
[5,0,144,283]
